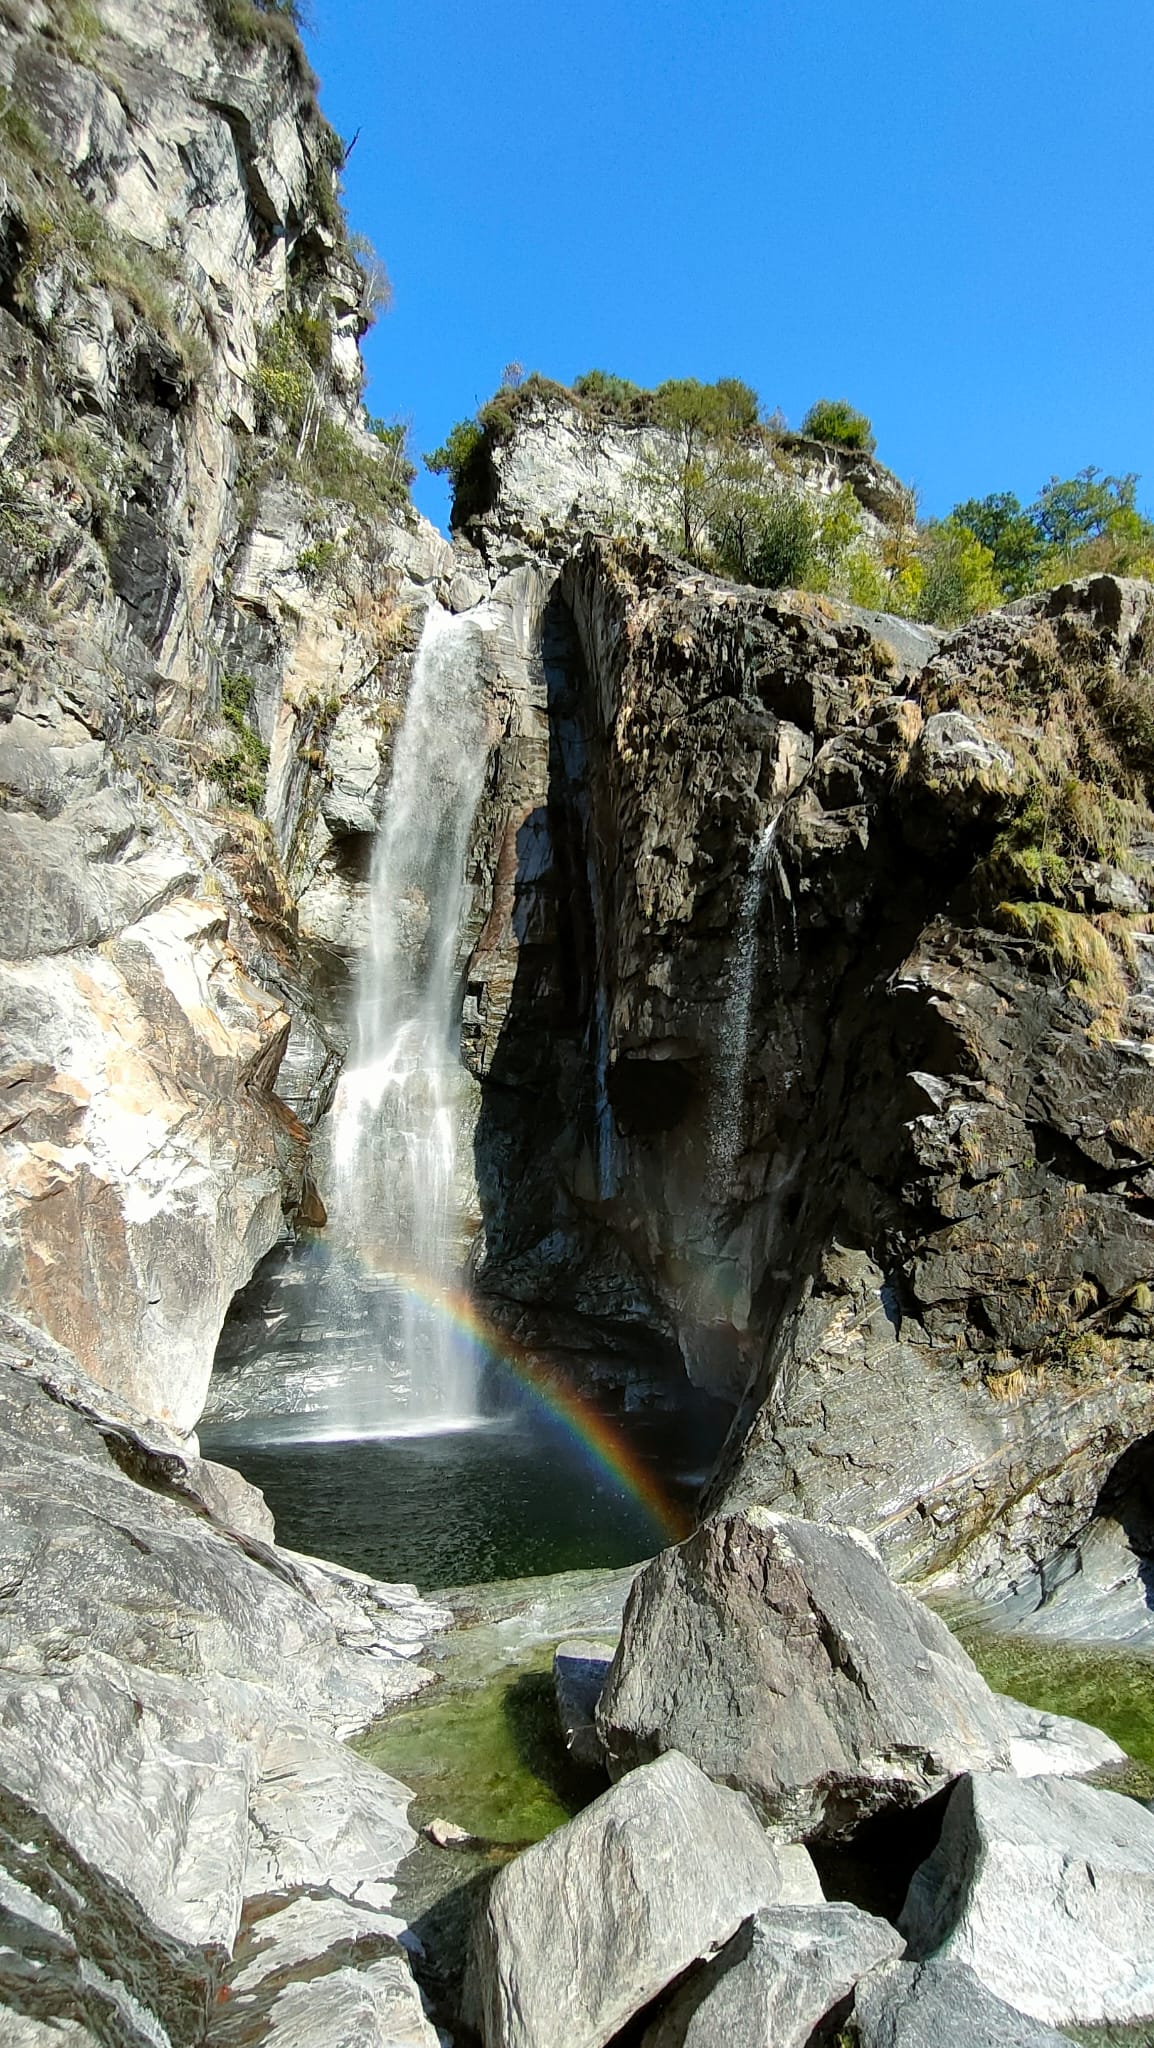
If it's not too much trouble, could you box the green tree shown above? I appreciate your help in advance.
[800,398,876,455]
[916,517,1001,626]
[643,377,760,556]
[424,416,483,487]
[1032,468,1154,579]
[713,481,815,589]
[951,491,1044,599]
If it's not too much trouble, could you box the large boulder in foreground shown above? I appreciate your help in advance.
[463,1750,784,2048]
[641,1902,901,2048]
[900,1772,1154,2027]
[854,1959,1072,2048]
[595,1510,1020,1839]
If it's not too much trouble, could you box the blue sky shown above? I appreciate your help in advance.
[307,0,1154,535]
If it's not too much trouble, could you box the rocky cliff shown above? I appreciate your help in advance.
[454,412,1154,1604]
[1,0,1151,1643]
[0,0,451,1428]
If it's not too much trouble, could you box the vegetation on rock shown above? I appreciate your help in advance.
[799,396,877,453]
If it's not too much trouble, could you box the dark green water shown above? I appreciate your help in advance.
[200,1379,721,1589]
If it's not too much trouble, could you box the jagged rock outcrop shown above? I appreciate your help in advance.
[0,0,452,1426]
[640,1903,902,2048]
[457,511,1154,1592]
[593,1510,1121,1840]
[463,1750,786,2048]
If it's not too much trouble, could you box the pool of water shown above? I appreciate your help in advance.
[200,1370,725,1590]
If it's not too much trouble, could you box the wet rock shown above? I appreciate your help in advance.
[641,1902,902,2048]
[596,1510,1019,1840]
[853,1959,1072,2048]
[899,1772,1154,2026]
[463,1750,784,2048]
[552,1639,614,1769]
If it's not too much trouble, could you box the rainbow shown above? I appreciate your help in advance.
[349,1250,691,1542]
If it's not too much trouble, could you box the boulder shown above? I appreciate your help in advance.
[853,1959,1072,2048]
[463,1750,784,2048]
[217,1896,437,2048]
[899,1772,1154,2026]
[552,1639,614,1768]
[595,1510,1018,1839]
[641,1903,902,2048]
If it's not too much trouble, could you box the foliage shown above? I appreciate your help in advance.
[952,491,1045,598]
[217,673,270,809]
[637,377,761,557]
[800,397,876,454]
[914,518,1002,626]
[206,0,307,51]
[714,481,815,589]
[948,469,1154,604]
[424,416,484,488]
[348,231,393,324]
[572,369,646,414]
[296,537,337,583]
[252,311,409,516]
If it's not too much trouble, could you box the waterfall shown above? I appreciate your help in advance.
[325,601,491,1429]
[708,813,785,1192]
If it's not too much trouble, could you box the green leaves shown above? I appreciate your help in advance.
[799,398,876,455]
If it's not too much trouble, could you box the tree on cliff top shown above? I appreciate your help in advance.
[638,377,760,557]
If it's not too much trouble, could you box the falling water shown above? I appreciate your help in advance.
[708,813,784,1193]
[324,602,492,1427]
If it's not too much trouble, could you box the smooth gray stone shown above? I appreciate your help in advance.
[217,1897,436,2048]
[464,1751,784,2048]
[853,1959,1073,2047]
[596,1509,1019,1840]
[552,1639,614,1768]
[900,1772,1154,2026]
[642,1902,902,2048]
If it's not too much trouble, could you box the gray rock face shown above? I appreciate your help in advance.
[900,1772,1154,2026]
[462,526,1154,1597]
[642,1903,902,2048]
[463,1750,785,2048]
[596,1510,1019,1840]
[0,1355,449,2047]
[853,1959,1073,2048]
[0,0,448,1432]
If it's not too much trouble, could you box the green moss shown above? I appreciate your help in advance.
[955,1623,1154,1799]
[995,899,1127,1010]
[354,1649,603,1846]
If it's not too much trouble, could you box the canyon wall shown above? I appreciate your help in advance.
[0,0,449,1428]
[459,428,1154,1598]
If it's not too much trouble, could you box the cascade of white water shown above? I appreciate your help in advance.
[326,602,491,1425]
[708,813,783,1192]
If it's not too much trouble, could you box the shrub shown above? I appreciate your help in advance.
[800,398,876,455]
[572,369,645,415]
[951,492,1044,599]
[715,486,815,589]
[915,518,1001,626]
[424,416,485,489]
[217,673,270,809]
